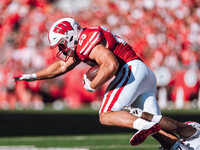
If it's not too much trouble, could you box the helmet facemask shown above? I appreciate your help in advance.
[56,38,76,62]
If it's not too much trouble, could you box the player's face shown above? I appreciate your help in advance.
[56,40,74,62]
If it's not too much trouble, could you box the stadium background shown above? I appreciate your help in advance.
[0,0,200,110]
[0,0,200,150]
[0,0,200,142]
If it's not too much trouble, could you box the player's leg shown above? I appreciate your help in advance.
[131,93,179,149]
[99,60,147,115]
[99,111,161,145]
[99,61,160,145]
[130,62,181,149]
[132,109,200,149]
[126,106,199,139]
[99,110,158,129]
[141,112,197,138]
[99,60,179,147]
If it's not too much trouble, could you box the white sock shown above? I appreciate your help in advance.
[152,115,163,123]
[133,118,151,130]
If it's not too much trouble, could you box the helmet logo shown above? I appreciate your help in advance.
[53,21,73,35]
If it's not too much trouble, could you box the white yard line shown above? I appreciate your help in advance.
[82,144,160,149]
[0,134,155,143]
[0,144,160,150]
[0,135,133,142]
[0,146,88,150]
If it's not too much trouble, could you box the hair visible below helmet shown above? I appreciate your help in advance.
[48,18,82,61]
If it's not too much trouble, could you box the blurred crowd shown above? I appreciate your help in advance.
[0,0,199,110]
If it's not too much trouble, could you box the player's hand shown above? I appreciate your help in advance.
[124,106,143,118]
[12,74,37,82]
[83,74,96,92]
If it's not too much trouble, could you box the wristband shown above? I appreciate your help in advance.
[31,73,37,80]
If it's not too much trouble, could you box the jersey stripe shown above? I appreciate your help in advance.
[99,73,123,114]
[83,32,101,55]
[99,68,126,114]
[100,81,120,114]
[80,31,98,54]
[107,66,131,112]
[100,67,129,113]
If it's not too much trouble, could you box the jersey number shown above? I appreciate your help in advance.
[79,34,87,45]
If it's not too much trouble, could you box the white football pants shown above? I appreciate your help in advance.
[99,59,161,115]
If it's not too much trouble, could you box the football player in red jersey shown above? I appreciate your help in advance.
[13,18,187,149]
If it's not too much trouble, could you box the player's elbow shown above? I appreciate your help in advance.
[60,62,68,73]
[108,61,119,75]
[113,61,119,72]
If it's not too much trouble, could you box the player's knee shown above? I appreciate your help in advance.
[99,112,109,125]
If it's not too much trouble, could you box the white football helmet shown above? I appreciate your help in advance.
[48,18,82,61]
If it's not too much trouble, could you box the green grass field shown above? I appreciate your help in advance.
[0,133,160,150]
[0,107,199,150]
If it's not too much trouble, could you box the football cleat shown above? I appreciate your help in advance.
[130,122,161,146]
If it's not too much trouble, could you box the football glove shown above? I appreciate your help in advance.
[83,74,96,92]
[13,74,37,82]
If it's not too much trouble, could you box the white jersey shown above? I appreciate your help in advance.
[181,121,200,150]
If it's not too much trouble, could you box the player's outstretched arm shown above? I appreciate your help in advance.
[13,57,80,82]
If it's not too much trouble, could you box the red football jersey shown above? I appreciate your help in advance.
[76,26,141,70]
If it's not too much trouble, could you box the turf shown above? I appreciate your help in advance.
[0,133,160,150]
[0,108,199,150]
[0,105,199,115]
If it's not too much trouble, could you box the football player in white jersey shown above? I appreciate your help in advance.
[125,106,200,150]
